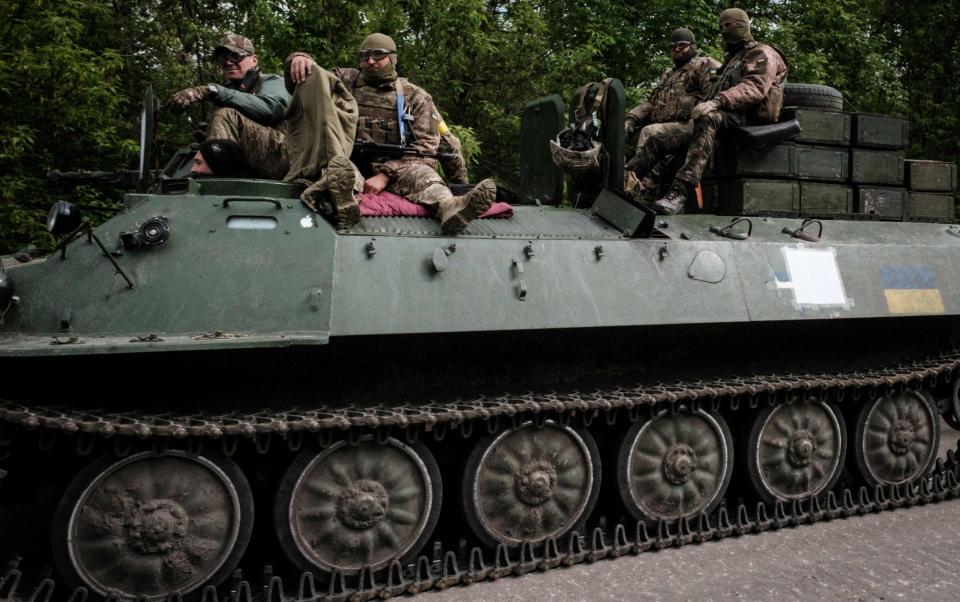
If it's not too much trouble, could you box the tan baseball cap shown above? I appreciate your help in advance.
[214,34,256,57]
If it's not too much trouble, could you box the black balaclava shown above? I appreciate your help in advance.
[670,28,698,67]
[198,139,251,177]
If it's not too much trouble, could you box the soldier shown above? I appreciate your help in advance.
[646,9,788,214]
[190,139,253,178]
[165,34,291,180]
[624,28,720,200]
[285,33,495,233]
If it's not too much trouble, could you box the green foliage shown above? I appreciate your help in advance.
[0,0,957,252]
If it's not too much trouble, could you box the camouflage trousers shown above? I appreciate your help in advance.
[206,108,288,180]
[389,163,463,220]
[438,132,469,184]
[626,121,694,181]
[674,110,747,187]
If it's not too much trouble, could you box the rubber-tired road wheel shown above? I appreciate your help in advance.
[462,422,601,547]
[746,401,846,503]
[51,450,253,601]
[617,409,733,524]
[783,83,844,112]
[945,377,960,431]
[274,436,442,578]
[852,390,939,487]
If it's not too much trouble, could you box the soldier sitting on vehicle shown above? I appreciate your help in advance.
[624,28,720,203]
[630,9,788,214]
[166,34,291,180]
[284,33,496,233]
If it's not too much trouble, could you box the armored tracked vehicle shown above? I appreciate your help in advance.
[1,83,960,600]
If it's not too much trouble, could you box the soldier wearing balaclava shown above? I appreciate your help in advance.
[624,27,721,202]
[641,9,788,215]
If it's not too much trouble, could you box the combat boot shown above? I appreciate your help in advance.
[440,179,496,235]
[300,156,361,227]
[653,182,688,215]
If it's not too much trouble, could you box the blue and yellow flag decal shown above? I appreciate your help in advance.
[880,267,945,314]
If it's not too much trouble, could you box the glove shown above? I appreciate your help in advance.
[690,99,721,120]
[165,86,213,113]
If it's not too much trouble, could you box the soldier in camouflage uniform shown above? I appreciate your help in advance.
[285,34,495,233]
[624,28,720,201]
[651,9,788,214]
[166,34,291,180]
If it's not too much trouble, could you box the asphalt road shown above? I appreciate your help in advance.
[427,424,960,602]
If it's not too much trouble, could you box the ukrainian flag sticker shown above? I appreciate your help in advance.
[880,267,945,315]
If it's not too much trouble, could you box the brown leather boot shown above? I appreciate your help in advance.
[653,182,688,215]
[440,179,496,235]
[300,156,360,227]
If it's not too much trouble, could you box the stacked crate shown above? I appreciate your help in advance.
[701,108,957,222]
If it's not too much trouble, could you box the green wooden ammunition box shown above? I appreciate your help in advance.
[714,142,795,178]
[852,113,909,149]
[905,160,958,192]
[907,192,955,221]
[856,186,906,219]
[792,109,851,146]
[800,182,853,214]
[795,145,849,182]
[851,149,905,185]
[715,179,800,215]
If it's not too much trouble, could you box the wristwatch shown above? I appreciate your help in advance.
[206,83,219,99]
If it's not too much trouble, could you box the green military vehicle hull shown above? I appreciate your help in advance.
[2,175,960,600]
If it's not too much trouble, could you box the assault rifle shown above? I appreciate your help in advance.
[351,141,456,163]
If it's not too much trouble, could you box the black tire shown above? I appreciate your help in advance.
[946,377,960,431]
[51,450,254,601]
[851,390,940,488]
[783,83,844,112]
[744,401,847,504]
[617,409,733,526]
[462,422,601,548]
[274,436,442,579]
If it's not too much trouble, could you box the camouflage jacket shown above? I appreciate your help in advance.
[627,54,721,129]
[711,42,788,123]
[285,53,441,179]
[211,72,290,126]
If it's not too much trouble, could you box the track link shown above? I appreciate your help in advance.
[2,350,960,600]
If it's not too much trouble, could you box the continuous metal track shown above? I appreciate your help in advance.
[2,349,960,601]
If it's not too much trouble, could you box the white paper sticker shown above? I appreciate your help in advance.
[300,216,316,228]
[780,247,848,307]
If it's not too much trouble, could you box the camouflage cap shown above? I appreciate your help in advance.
[214,34,256,57]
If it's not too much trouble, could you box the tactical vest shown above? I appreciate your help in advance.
[648,56,713,123]
[708,42,786,123]
[341,71,413,145]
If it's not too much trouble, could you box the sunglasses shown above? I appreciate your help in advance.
[359,48,393,61]
[217,52,250,66]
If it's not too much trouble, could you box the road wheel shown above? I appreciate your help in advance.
[852,390,939,487]
[746,401,846,502]
[944,377,960,430]
[783,83,844,111]
[462,422,601,547]
[51,450,253,600]
[617,409,733,524]
[275,436,441,577]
